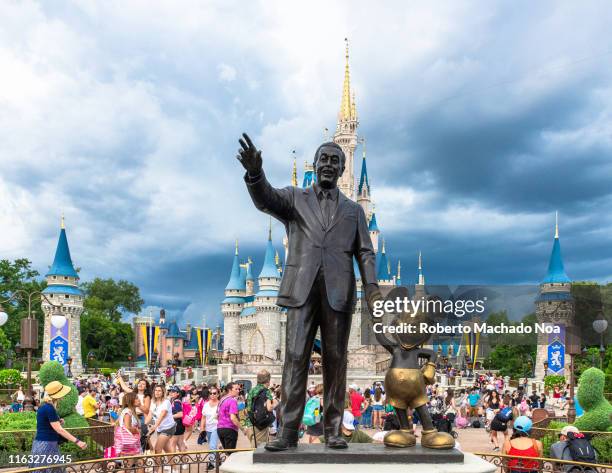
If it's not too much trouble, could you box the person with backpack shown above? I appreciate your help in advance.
[245,370,277,448]
[490,405,513,451]
[305,384,324,443]
[550,426,598,472]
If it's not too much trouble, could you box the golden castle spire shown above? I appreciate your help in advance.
[339,37,354,122]
[397,260,401,279]
[555,211,559,239]
[60,212,65,229]
[235,239,239,255]
[291,150,298,186]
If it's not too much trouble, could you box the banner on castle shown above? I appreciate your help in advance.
[141,325,159,364]
[547,323,566,374]
[196,328,213,365]
[50,321,69,366]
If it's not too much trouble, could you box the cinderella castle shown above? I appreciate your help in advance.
[221,40,427,379]
[220,41,576,382]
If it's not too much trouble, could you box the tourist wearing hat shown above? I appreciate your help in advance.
[29,381,87,470]
[550,426,597,469]
[502,416,543,473]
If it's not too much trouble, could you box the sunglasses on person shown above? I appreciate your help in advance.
[210,391,218,395]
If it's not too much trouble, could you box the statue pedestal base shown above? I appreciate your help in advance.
[221,445,495,473]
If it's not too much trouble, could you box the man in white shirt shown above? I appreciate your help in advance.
[75,387,87,416]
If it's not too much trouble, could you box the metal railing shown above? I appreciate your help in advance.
[475,452,611,473]
[7,448,253,473]
[0,424,115,467]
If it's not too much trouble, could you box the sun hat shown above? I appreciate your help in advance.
[342,411,355,431]
[560,426,579,437]
[45,381,72,400]
[513,416,533,434]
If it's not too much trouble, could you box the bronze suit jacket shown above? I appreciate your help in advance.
[245,170,378,313]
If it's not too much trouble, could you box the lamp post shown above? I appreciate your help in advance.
[87,351,95,374]
[592,312,608,370]
[0,291,66,411]
[543,360,548,380]
[566,328,581,424]
[66,357,73,378]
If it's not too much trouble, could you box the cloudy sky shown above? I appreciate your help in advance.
[2,1,612,327]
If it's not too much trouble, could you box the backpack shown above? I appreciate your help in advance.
[566,432,597,463]
[248,389,275,429]
[497,407,513,422]
[302,396,322,426]
[182,402,196,426]
[472,420,481,428]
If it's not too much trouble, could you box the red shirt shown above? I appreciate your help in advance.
[350,391,365,418]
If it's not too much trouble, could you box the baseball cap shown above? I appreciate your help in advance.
[513,416,532,434]
[560,426,579,437]
[342,411,355,431]
[349,383,359,390]
[168,386,181,393]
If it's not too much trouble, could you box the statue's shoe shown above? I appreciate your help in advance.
[383,430,416,448]
[420,429,455,449]
[264,437,298,451]
[326,435,348,449]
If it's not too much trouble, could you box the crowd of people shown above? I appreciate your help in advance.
[8,368,598,471]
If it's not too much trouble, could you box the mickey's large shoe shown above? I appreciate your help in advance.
[264,437,298,452]
[325,435,348,449]
[420,429,455,449]
[383,429,417,448]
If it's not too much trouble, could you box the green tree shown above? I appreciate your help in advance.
[0,329,11,367]
[81,278,144,322]
[80,278,141,362]
[80,312,134,362]
[483,312,537,379]
[0,259,46,352]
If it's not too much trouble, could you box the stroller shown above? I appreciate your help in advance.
[432,412,459,439]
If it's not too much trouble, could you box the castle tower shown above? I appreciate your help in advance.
[369,207,380,254]
[534,213,573,379]
[333,38,359,200]
[254,226,282,359]
[396,260,402,287]
[377,239,394,287]
[221,240,245,355]
[42,216,84,374]
[245,258,255,296]
[414,251,426,300]
[356,140,373,221]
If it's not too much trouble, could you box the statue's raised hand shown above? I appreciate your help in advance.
[237,133,262,175]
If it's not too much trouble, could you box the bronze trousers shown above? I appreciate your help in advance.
[277,270,352,442]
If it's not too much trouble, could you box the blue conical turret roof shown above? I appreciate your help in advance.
[543,237,570,283]
[377,240,391,280]
[46,226,79,278]
[358,155,370,194]
[542,215,570,284]
[246,259,254,281]
[225,243,242,290]
[368,213,380,232]
[259,234,279,279]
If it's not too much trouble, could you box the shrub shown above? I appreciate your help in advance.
[544,375,566,391]
[0,369,25,387]
[38,361,78,417]
[574,367,612,432]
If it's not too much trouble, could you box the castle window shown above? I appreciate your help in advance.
[64,276,68,280]
[65,295,69,299]
[53,276,57,280]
